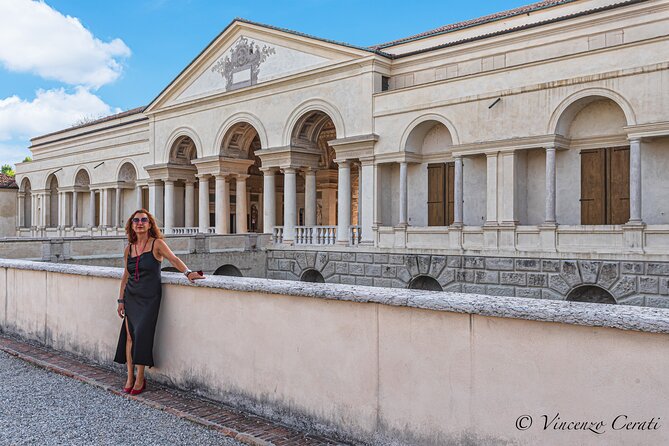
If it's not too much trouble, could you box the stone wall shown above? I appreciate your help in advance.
[3,259,669,445]
[266,250,669,308]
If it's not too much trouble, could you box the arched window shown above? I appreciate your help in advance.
[300,269,325,283]
[408,275,443,291]
[567,285,616,304]
[214,264,243,277]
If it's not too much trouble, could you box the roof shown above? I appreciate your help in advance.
[31,106,147,141]
[371,0,580,50]
[0,173,18,189]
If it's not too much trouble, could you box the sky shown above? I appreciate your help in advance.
[0,0,533,167]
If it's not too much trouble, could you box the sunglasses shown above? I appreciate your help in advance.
[132,217,149,223]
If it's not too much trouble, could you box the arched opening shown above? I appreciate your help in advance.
[300,269,325,283]
[73,169,92,227]
[567,285,616,304]
[554,96,631,225]
[161,267,180,272]
[402,120,457,227]
[166,135,198,231]
[220,122,263,234]
[20,178,32,228]
[408,275,443,291]
[117,162,138,227]
[46,174,59,227]
[214,264,243,277]
[290,110,350,229]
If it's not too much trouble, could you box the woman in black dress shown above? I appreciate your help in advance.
[114,209,204,395]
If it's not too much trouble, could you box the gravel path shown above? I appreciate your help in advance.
[0,351,244,446]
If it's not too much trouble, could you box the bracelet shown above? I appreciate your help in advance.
[117,299,125,304]
[183,269,193,277]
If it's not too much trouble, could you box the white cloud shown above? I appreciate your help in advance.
[0,0,131,88]
[0,87,118,141]
[0,142,31,167]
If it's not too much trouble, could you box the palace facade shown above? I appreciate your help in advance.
[13,0,669,304]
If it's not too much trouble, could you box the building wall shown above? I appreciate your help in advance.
[0,189,17,237]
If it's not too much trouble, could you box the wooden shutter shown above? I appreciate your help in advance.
[428,164,445,226]
[580,148,606,225]
[608,146,630,225]
[446,162,455,225]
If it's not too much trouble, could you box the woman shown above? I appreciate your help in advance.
[114,209,205,395]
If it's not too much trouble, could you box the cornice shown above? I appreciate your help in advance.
[625,121,669,139]
[147,56,378,119]
[451,134,570,156]
[374,60,669,118]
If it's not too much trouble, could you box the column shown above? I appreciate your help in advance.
[164,180,175,234]
[545,147,557,225]
[629,138,642,224]
[89,189,96,227]
[500,151,517,224]
[72,191,78,228]
[398,161,408,226]
[262,169,276,234]
[42,192,50,228]
[236,174,248,234]
[304,169,317,227]
[453,156,463,226]
[57,191,64,227]
[148,180,164,227]
[337,160,351,244]
[360,159,375,244]
[214,175,229,234]
[135,185,143,210]
[115,187,122,227]
[184,181,195,227]
[357,163,362,226]
[485,153,498,224]
[17,193,25,228]
[283,167,297,243]
[198,175,210,233]
[101,188,110,227]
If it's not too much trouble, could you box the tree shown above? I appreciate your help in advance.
[22,156,32,163]
[1,164,14,177]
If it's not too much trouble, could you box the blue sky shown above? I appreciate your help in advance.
[0,0,531,167]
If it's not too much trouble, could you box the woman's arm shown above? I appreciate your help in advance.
[155,239,205,282]
[117,245,129,318]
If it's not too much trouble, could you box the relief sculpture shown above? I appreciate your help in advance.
[211,37,276,90]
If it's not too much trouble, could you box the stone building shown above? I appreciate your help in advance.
[0,173,18,237]
[13,0,669,305]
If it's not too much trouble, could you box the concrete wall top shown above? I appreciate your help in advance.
[2,258,668,334]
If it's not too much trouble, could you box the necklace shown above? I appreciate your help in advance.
[133,238,150,282]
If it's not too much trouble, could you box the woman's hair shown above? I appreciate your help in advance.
[125,209,164,244]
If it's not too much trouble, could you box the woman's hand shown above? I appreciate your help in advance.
[117,303,125,319]
[186,271,205,283]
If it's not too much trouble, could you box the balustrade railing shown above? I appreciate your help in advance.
[350,225,362,245]
[170,227,216,235]
[294,226,337,245]
[273,226,284,244]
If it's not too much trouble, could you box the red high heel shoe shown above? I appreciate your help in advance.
[130,379,146,395]
[123,379,135,394]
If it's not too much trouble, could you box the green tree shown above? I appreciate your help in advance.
[1,164,15,177]
[22,156,32,163]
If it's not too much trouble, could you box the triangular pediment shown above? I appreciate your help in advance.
[147,20,377,111]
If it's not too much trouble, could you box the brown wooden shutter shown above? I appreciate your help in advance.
[608,146,630,225]
[580,148,606,225]
[428,164,445,226]
[446,162,455,225]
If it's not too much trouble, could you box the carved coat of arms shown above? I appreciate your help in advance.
[211,37,275,90]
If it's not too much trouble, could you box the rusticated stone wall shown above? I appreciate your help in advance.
[266,250,669,308]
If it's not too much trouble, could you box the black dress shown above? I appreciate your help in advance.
[114,238,162,367]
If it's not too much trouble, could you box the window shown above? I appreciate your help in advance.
[427,162,455,226]
[381,76,390,92]
[580,147,629,225]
